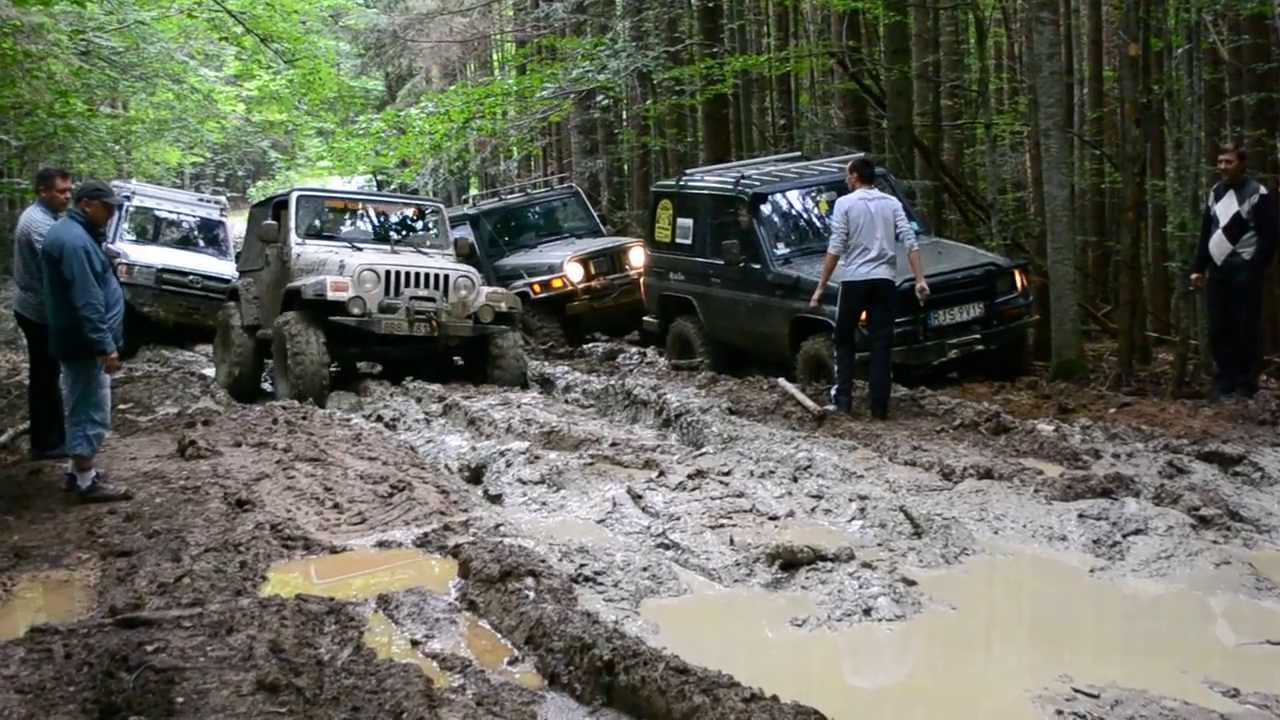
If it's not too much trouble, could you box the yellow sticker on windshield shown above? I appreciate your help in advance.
[818,198,830,215]
[654,199,674,243]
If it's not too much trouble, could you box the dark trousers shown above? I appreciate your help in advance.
[833,278,895,415]
[14,311,66,455]
[1207,258,1264,396]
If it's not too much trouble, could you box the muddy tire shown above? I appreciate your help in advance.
[521,305,581,350]
[214,302,262,403]
[271,311,331,407]
[794,334,836,386]
[466,331,528,387]
[118,306,146,360]
[986,329,1031,381]
[665,315,725,372]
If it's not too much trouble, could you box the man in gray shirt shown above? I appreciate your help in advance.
[12,167,73,459]
[810,157,929,419]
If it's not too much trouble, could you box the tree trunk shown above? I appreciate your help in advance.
[1226,9,1247,138]
[941,0,966,229]
[730,0,752,158]
[1084,0,1108,307]
[664,0,691,174]
[697,0,732,164]
[883,3,915,174]
[831,8,871,151]
[1147,0,1170,337]
[1030,0,1084,377]
[1025,0,1052,360]
[913,0,941,225]
[772,0,796,149]
[628,1,654,234]
[1116,0,1147,381]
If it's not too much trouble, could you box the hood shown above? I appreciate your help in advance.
[110,242,236,278]
[295,244,470,273]
[783,236,1011,282]
[492,235,641,277]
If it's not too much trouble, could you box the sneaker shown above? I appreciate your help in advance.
[74,473,133,504]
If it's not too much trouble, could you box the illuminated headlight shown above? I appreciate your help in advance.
[626,245,647,270]
[1014,268,1029,295]
[476,304,496,323]
[356,268,381,293]
[346,296,367,316]
[453,275,477,302]
[564,259,586,284]
[116,263,157,285]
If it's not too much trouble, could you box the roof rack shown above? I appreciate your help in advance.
[111,180,229,211]
[680,152,805,177]
[462,174,571,206]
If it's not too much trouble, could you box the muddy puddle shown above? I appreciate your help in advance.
[1252,550,1280,585]
[0,572,93,641]
[260,548,458,600]
[262,549,542,689]
[641,547,1280,719]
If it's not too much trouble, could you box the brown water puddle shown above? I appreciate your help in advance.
[1252,550,1280,585]
[0,571,94,641]
[463,614,545,690]
[641,548,1280,719]
[364,611,451,687]
[260,548,458,600]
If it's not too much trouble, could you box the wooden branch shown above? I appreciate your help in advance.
[0,421,30,448]
[776,378,825,418]
[209,0,294,65]
[1081,303,1119,336]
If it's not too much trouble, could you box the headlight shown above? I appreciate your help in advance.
[356,268,381,293]
[564,259,586,284]
[453,275,477,302]
[476,304,496,323]
[346,296,367,316]
[116,263,157,285]
[1014,268,1028,295]
[626,245,647,270]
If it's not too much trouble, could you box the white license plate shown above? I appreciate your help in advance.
[382,319,436,336]
[928,301,986,328]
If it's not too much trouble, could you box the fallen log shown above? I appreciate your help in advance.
[776,377,825,418]
[0,421,31,448]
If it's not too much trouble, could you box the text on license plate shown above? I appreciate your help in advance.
[928,301,985,328]
[382,319,436,336]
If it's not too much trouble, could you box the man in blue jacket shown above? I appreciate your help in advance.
[41,180,132,502]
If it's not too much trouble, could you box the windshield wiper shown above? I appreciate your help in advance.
[310,232,364,252]
[535,231,580,245]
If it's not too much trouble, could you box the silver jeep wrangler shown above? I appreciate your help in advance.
[214,188,526,407]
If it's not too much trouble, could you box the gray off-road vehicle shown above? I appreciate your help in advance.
[447,178,646,348]
[214,188,526,408]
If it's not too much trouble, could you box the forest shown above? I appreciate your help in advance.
[1,0,1277,385]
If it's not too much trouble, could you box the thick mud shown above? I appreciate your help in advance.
[3,284,1280,719]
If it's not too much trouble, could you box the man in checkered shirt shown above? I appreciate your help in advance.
[1190,144,1279,400]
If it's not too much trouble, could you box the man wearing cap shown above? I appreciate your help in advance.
[12,167,73,461]
[41,180,132,502]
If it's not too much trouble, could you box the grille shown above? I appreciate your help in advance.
[915,270,995,339]
[156,270,232,298]
[383,268,450,301]
[581,250,627,282]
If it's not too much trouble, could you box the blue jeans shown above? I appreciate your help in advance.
[61,358,111,458]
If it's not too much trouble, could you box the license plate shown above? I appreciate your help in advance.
[382,319,436,336]
[928,301,985,328]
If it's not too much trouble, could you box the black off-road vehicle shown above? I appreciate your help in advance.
[640,152,1036,383]
[448,178,646,347]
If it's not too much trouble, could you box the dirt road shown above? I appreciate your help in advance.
[2,296,1279,719]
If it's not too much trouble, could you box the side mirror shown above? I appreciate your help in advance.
[454,235,475,258]
[722,239,743,266]
[258,220,281,244]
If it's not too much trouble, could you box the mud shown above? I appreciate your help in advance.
[5,278,1280,719]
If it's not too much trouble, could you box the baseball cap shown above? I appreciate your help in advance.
[73,180,124,206]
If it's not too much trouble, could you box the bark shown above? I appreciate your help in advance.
[730,0,751,158]
[698,0,733,164]
[1116,0,1147,380]
[1024,0,1052,360]
[773,0,796,149]
[663,0,691,174]
[1084,0,1108,306]
[974,3,1000,249]
[831,8,871,150]
[1226,9,1247,138]
[1029,0,1084,376]
[883,3,915,173]
[628,1,653,234]
[913,0,941,225]
[1147,0,1170,337]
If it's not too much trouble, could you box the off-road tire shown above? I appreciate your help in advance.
[271,311,331,407]
[986,329,1031,381]
[118,306,146,360]
[466,331,528,387]
[794,334,836,386]
[521,305,582,350]
[214,302,262,403]
[665,315,726,372]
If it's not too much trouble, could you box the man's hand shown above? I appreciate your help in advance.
[99,352,122,375]
[914,280,931,305]
[809,286,825,308]
[1189,273,1206,290]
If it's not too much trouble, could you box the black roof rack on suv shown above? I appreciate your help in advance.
[462,174,572,207]
[658,151,868,193]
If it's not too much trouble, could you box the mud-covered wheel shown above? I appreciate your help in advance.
[118,306,146,360]
[665,314,725,372]
[986,329,1031,380]
[521,305,582,349]
[794,334,835,386]
[271,311,331,407]
[466,331,528,387]
[214,302,262,403]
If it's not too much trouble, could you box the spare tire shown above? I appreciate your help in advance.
[271,311,330,407]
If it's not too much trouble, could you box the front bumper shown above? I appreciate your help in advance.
[123,284,225,329]
[563,276,643,317]
[328,314,511,338]
[879,316,1037,367]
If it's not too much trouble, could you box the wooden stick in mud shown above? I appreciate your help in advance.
[776,378,825,418]
[0,421,30,448]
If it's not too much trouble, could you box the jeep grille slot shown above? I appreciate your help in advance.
[383,269,450,301]
[580,250,627,282]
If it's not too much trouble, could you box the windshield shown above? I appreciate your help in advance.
[756,177,927,260]
[119,206,231,259]
[295,195,448,251]
[476,193,603,255]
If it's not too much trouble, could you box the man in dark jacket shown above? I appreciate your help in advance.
[1190,144,1279,400]
[11,167,72,460]
[41,180,131,502]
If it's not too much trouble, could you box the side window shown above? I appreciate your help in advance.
[703,196,761,265]
[237,203,270,272]
[649,192,703,257]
